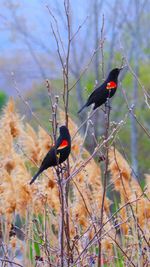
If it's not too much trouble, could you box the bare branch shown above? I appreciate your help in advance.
[121,86,150,139]
[46,5,66,59]
[11,72,52,140]
[70,16,89,42]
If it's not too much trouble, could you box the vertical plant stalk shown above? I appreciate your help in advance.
[63,1,72,265]
[112,145,148,261]
[58,170,65,267]
[64,181,73,265]
[100,14,105,80]
[108,234,136,267]
[48,1,72,263]
[63,0,71,128]
[98,100,110,267]
[97,14,106,267]
[130,0,140,177]
[46,79,65,265]
[44,199,52,266]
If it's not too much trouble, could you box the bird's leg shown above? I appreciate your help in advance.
[62,162,67,171]
[100,107,105,113]
[56,166,61,175]
[56,166,62,173]
[105,98,112,110]
[56,164,67,174]
[59,163,67,175]
[98,153,106,162]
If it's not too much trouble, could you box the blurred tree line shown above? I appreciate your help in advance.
[0,0,150,177]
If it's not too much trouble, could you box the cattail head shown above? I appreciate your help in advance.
[109,147,131,183]
[2,98,21,138]
[4,159,16,174]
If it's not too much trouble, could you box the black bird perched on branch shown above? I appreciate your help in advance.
[78,68,123,113]
[30,126,71,185]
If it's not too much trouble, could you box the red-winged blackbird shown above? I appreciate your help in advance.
[78,68,123,113]
[30,126,71,185]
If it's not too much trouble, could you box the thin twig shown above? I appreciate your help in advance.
[0,259,23,267]
[100,14,105,80]
[72,193,144,266]
[70,16,89,42]
[11,72,52,140]
[108,235,136,267]
[69,45,102,92]
[46,5,66,59]
[64,116,125,185]
[121,87,150,139]
[119,40,150,108]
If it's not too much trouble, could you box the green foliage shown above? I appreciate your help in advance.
[95,246,99,256]
[0,91,8,111]
[17,60,150,176]
[139,64,150,89]
[29,216,45,262]
[34,242,41,257]
[84,74,95,94]
[114,250,124,267]
[29,241,33,262]
[122,72,133,89]
[111,193,120,214]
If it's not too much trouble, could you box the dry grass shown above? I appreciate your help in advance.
[0,99,149,266]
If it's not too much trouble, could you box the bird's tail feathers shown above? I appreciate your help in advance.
[30,170,42,185]
[78,103,86,114]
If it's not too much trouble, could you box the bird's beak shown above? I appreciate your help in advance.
[119,65,127,71]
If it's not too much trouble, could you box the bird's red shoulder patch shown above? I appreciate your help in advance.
[58,140,68,149]
[106,81,117,90]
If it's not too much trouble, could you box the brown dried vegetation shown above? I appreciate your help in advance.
[0,99,149,266]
